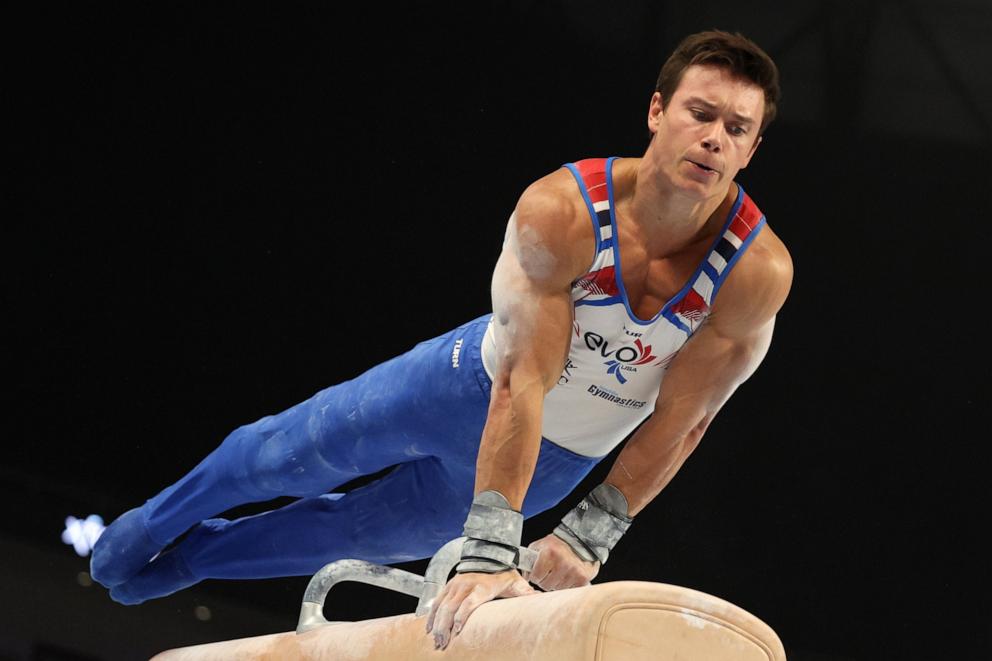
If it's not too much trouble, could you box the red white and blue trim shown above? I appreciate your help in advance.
[565,157,765,334]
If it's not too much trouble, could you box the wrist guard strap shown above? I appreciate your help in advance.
[553,483,633,564]
[456,490,524,574]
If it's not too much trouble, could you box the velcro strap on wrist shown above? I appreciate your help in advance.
[556,483,633,564]
[552,524,598,562]
[457,539,520,573]
[456,490,524,574]
[461,492,523,547]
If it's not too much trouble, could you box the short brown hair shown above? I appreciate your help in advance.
[656,30,780,135]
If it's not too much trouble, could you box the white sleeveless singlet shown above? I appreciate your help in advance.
[481,157,766,457]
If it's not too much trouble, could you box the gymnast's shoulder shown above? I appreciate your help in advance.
[712,211,793,332]
[503,168,598,283]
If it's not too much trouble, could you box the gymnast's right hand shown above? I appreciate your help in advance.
[522,533,600,591]
[425,569,535,650]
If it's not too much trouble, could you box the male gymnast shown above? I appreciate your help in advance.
[91,29,792,651]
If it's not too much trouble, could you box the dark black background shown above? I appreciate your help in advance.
[5,2,989,660]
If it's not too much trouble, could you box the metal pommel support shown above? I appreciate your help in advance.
[296,537,538,634]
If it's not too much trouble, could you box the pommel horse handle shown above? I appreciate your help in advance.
[297,537,539,634]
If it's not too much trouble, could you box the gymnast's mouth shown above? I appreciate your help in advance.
[686,159,719,174]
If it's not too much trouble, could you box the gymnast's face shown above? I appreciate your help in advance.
[647,64,764,199]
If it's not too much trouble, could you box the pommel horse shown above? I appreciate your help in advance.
[152,538,786,660]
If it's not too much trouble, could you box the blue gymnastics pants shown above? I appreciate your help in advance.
[94,314,602,601]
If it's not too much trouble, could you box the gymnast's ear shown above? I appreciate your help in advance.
[647,92,665,135]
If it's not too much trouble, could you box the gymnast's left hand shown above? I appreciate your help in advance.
[425,569,536,650]
[522,533,600,591]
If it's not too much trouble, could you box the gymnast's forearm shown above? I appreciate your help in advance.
[605,412,711,517]
[473,372,546,510]
[604,317,774,517]
[479,257,573,508]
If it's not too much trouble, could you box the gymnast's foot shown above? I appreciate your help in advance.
[109,536,202,605]
[90,507,165,589]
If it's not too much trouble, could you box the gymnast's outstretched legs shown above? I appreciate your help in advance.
[91,313,604,604]
[91,316,495,591]
[109,455,474,604]
[108,434,602,604]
